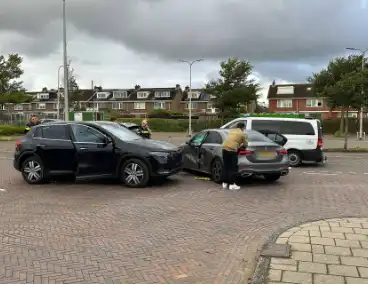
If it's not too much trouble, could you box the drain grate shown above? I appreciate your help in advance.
[260,243,291,258]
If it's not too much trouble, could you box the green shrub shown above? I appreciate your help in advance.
[118,118,223,132]
[333,130,345,137]
[0,125,24,136]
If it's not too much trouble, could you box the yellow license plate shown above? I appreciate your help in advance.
[257,151,276,158]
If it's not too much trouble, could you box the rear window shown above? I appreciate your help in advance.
[245,130,273,142]
[34,125,69,140]
[252,120,315,135]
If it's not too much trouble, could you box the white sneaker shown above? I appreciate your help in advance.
[229,184,240,191]
[222,182,228,189]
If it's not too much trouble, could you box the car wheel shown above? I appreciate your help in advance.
[121,159,150,188]
[264,173,281,182]
[210,158,224,183]
[21,156,45,184]
[288,150,302,167]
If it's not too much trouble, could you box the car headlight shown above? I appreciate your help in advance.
[150,152,170,163]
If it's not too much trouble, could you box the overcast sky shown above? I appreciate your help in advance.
[0,0,367,102]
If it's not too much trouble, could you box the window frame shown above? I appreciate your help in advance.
[203,131,223,144]
[70,124,107,144]
[14,104,23,111]
[134,102,146,110]
[185,102,198,110]
[154,102,166,109]
[112,102,122,109]
[33,124,70,141]
[306,98,323,107]
[37,103,46,109]
[276,99,292,108]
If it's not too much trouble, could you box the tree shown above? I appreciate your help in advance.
[308,55,368,149]
[204,58,259,124]
[0,53,32,104]
[308,55,367,132]
[67,73,84,110]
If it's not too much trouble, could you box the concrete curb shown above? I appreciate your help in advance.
[324,149,368,153]
[250,215,366,284]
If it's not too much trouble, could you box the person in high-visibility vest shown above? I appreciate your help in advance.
[137,119,151,139]
[24,115,40,134]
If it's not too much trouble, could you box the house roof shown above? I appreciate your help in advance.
[267,83,314,99]
[181,89,210,101]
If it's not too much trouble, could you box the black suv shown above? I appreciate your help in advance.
[14,121,183,187]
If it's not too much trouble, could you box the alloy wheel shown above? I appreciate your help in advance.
[288,152,300,166]
[124,163,144,185]
[23,160,43,182]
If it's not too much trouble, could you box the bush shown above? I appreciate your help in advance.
[147,109,171,118]
[333,130,345,137]
[118,118,223,132]
[0,125,24,136]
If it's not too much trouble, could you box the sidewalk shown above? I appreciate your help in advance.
[256,218,368,284]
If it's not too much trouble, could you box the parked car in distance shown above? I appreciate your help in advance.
[14,121,182,187]
[119,122,140,134]
[40,119,63,124]
[180,129,289,182]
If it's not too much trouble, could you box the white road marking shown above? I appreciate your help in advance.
[0,188,6,192]
[0,157,13,160]
[349,172,356,175]
[303,172,338,176]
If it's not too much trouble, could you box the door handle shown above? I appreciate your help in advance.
[37,144,46,149]
[80,147,87,151]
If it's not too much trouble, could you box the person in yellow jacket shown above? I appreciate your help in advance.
[24,115,40,134]
[137,119,151,138]
[222,122,248,190]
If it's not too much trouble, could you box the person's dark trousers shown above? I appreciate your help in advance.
[222,149,238,184]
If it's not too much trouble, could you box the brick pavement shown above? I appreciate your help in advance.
[0,152,368,283]
[263,218,368,284]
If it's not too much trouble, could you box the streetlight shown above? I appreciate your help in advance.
[57,62,72,119]
[346,47,368,140]
[62,0,69,121]
[179,59,204,137]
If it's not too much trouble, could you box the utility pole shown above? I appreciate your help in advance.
[178,59,204,137]
[62,0,69,121]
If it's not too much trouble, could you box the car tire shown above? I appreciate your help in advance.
[288,150,302,167]
[264,173,281,182]
[210,158,224,183]
[121,158,150,188]
[21,156,46,184]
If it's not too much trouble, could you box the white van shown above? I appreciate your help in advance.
[221,117,326,166]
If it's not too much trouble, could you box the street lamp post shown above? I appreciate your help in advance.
[57,65,63,119]
[179,59,204,137]
[62,0,69,121]
[346,47,368,140]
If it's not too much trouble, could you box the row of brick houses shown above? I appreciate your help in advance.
[1,85,220,120]
[267,82,358,119]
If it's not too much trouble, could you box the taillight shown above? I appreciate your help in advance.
[317,136,323,148]
[277,148,288,155]
[238,150,253,155]
[15,141,21,149]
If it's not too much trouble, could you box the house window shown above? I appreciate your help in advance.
[186,102,198,109]
[37,93,49,100]
[37,103,46,109]
[14,104,23,111]
[0,105,6,110]
[207,102,214,109]
[154,91,170,98]
[306,99,323,107]
[276,99,292,108]
[112,103,122,109]
[188,92,200,99]
[96,92,110,99]
[113,91,127,99]
[307,87,312,91]
[276,86,294,94]
[134,102,146,110]
[137,92,149,99]
[154,102,166,109]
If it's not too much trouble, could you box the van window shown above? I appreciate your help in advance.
[252,120,315,135]
[225,119,247,129]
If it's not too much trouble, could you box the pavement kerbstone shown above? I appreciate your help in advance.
[256,218,368,284]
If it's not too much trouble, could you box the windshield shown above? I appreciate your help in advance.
[100,123,142,141]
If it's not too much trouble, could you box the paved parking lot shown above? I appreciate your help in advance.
[0,142,368,283]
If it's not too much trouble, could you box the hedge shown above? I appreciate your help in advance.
[0,125,24,136]
[1,117,367,135]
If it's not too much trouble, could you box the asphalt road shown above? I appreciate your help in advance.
[0,142,368,284]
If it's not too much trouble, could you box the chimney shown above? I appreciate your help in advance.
[272,80,276,87]
[184,86,190,91]
[134,85,141,90]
